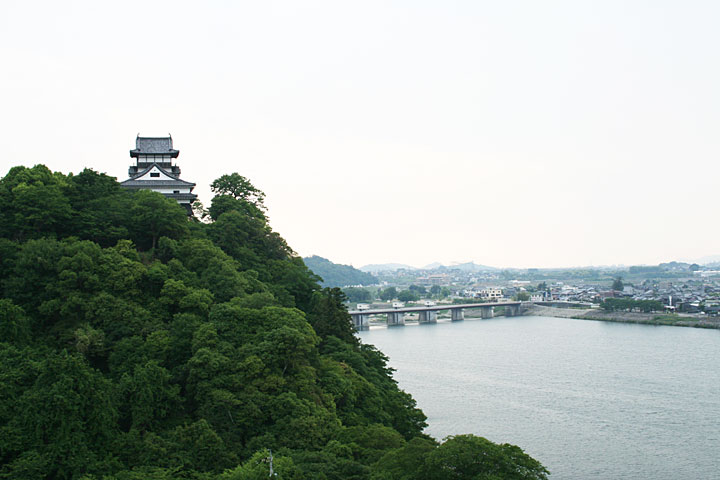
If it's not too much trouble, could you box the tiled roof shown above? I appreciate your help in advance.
[120,179,196,188]
[121,163,196,187]
[130,136,179,157]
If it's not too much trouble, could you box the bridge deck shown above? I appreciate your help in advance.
[348,301,521,315]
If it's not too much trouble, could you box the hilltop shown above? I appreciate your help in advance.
[0,165,548,480]
[303,255,378,287]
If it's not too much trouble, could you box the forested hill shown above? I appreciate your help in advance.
[303,255,378,287]
[0,165,548,479]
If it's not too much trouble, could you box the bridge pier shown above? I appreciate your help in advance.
[387,312,405,326]
[506,305,519,317]
[451,308,464,321]
[351,314,370,330]
[480,306,494,319]
[418,310,437,324]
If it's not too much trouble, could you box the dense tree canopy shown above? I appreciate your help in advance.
[343,287,373,304]
[303,255,379,288]
[379,287,398,302]
[0,165,547,479]
[601,298,664,313]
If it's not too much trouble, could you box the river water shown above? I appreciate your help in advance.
[358,316,720,479]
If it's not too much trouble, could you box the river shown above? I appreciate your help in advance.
[358,315,720,479]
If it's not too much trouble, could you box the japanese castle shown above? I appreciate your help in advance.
[120,135,197,214]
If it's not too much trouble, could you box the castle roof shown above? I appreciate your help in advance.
[130,136,180,158]
[120,163,196,188]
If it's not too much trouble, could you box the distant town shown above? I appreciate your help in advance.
[306,256,720,316]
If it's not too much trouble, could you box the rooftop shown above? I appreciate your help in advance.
[130,135,179,158]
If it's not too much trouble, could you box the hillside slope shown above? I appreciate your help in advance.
[304,255,378,287]
[0,165,547,480]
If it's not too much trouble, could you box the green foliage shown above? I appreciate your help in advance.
[131,190,190,250]
[370,435,548,480]
[397,290,419,302]
[422,435,549,480]
[612,276,624,291]
[0,349,120,478]
[0,165,546,480]
[371,437,437,480]
[211,173,266,212]
[515,291,530,301]
[343,287,373,303]
[209,173,268,223]
[0,165,72,241]
[0,300,31,345]
[379,287,397,302]
[601,298,664,312]
[628,265,662,275]
[304,255,378,288]
[219,449,302,480]
[308,288,358,345]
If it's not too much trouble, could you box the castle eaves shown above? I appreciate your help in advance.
[130,136,180,158]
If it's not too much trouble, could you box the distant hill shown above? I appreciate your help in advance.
[421,262,444,270]
[419,261,498,272]
[359,263,418,273]
[304,255,379,287]
[446,261,499,272]
[359,261,500,273]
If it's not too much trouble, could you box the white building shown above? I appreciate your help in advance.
[530,293,546,302]
[120,135,197,214]
[481,287,503,300]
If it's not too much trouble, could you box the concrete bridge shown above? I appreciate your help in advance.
[349,301,524,329]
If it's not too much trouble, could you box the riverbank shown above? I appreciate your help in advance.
[525,304,720,329]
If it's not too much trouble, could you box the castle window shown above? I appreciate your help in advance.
[150,172,160,178]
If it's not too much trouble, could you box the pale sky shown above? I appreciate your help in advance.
[1,1,719,268]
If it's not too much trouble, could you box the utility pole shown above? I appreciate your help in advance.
[264,449,277,478]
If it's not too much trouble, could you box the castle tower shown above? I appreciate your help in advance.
[120,135,198,214]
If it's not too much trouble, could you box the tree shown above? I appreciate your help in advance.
[211,173,266,206]
[0,299,31,345]
[515,291,530,301]
[379,287,397,302]
[612,276,624,291]
[65,168,135,246]
[191,200,211,222]
[0,350,119,478]
[0,164,469,479]
[397,290,419,302]
[210,173,267,221]
[219,449,302,480]
[304,255,378,288]
[429,285,441,297]
[0,165,72,241]
[307,288,358,344]
[130,190,189,250]
[423,435,549,480]
[372,437,437,480]
[602,298,663,313]
[343,287,372,303]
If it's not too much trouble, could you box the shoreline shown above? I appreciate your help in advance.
[524,304,720,329]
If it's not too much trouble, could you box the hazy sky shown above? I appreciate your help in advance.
[1,1,719,268]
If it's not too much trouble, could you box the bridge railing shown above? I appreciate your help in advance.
[348,301,521,315]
